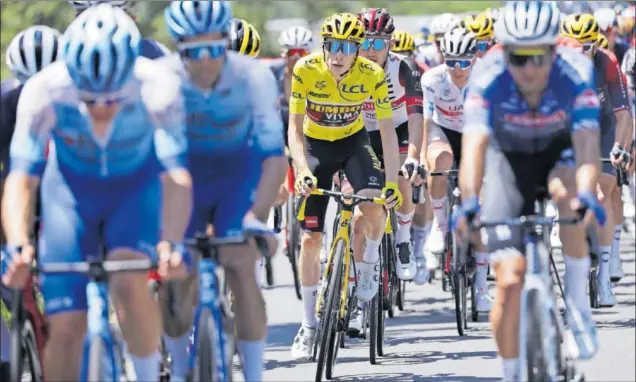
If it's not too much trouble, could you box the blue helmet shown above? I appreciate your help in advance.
[165,1,233,40]
[63,3,141,93]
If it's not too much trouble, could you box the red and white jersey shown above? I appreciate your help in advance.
[421,64,468,133]
[362,52,423,131]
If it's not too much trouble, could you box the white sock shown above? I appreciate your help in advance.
[395,211,414,244]
[598,246,612,284]
[431,197,448,231]
[502,358,520,381]
[1,320,10,362]
[474,252,490,292]
[164,332,191,380]
[611,225,622,263]
[129,350,161,382]
[363,236,382,264]
[564,255,591,312]
[254,257,264,288]
[412,224,428,259]
[301,285,318,328]
[238,339,265,382]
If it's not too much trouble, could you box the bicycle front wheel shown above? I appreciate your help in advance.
[286,195,302,300]
[316,240,345,382]
[193,308,220,382]
[525,289,549,381]
[11,317,43,382]
[452,234,467,336]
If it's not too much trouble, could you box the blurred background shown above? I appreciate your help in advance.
[0,0,503,79]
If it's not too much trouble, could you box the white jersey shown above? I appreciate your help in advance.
[416,44,442,69]
[421,64,468,133]
[362,52,424,131]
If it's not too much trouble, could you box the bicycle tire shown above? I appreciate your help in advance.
[588,269,599,309]
[526,289,549,381]
[10,311,24,382]
[470,279,479,322]
[316,240,344,382]
[265,256,274,287]
[286,195,302,300]
[452,233,467,336]
[87,337,106,382]
[397,281,405,311]
[11,317,43,382]
[194,308,219,382]
[368,291,379,365]
[376,275,386,357]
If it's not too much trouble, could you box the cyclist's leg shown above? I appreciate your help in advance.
[160,182,215,381]
[426,123,454,253]
[291,135,340,360]
[343,130,385,302]
[395,123,417,280]
[106,176,164,381]
[610,179,625,281]
[38,164,96,380]
[548,146,599,359]
[481,146,536,381]
[596,146,618,305]
[213,170,269,382]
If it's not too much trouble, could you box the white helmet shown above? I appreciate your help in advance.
[440,28,478,57]
[594,8,618,32]
[6,25,62,83]
[68,1,131,11]
[430,13,461,36]
[279,26,313,50]
[495,1,561,46]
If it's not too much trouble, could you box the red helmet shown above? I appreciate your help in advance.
[358,8,395,37]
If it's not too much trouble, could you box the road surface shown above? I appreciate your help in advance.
[241,227,635,381]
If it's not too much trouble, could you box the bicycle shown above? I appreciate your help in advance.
[30,223,154,381]
[475,215,584,381]
[296,187,385,382]
[285,192,302,300]
[180,231,271,382]
[430,169,477,335]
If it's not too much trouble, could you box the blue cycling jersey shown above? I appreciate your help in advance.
[464,47,601,154]
[158,51,284,178]
[141,38,171,60]
[9,57,188,180]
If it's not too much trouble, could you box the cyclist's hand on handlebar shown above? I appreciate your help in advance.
[450,196,480,235]
[243,212,278,257]
[1,244,35,289]
[571,191,606,226]
[382,181,403,209]
[295,170,317,196]
[157,241,190,280]
[610,143,631,168]
[401,158,426,186]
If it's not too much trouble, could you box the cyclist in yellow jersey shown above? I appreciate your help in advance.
[461,13,496,57]
[288,12,402,361]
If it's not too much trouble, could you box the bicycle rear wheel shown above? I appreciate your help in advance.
[316,240,344,382]
[286,195,302,300]
[470,278,479,322]
[397,281,406,311]
[525,289,549,381]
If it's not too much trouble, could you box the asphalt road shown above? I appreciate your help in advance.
[237,221,636,381]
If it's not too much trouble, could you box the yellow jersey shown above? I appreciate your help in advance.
[288,52,393,142]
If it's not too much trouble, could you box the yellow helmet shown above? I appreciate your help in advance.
[460,14,494,40]
[320,13,366,44]
[561,13,600,43]
[596,33,609,49]
[230,18,261,57]
[392,30,415,53]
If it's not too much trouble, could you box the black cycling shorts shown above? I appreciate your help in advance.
[480,134,574,256]
[302,129,384,232]
[428,122,462,167]
[368,122,409,166]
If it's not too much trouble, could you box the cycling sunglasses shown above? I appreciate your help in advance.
[324,40,359,55]
[506,49,551,67]
[80,93,127,106]
[445,59,473,70]
[477,40,491,52]
[360,38,389,51]
[178,40,227,60]
[287,48,310,57]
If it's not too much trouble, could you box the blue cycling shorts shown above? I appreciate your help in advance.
[38,156,160,315]
[187,167,260,239]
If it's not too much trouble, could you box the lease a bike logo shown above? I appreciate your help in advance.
[306,99,362,127]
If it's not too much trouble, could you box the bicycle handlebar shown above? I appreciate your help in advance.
[476,216,581,229]
[184,230,273,258]
[430,169,459,177]
[33,258,156,276]
[601,158,629,186]
[295,188,385,221]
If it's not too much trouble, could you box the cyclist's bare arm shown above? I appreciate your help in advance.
[459,131,488,200]
[421,117,432,165]
[616,109,633,147]
[1,174,38,245]
[572,129,600,194]
[288,112,309,173]
[378,117,400,184]
[161,169,193,242]
[407,113,423,160]
[400,57,424,160]
[252,157,288,221]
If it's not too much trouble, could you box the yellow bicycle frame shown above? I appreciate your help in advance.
[297,189,386,320]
